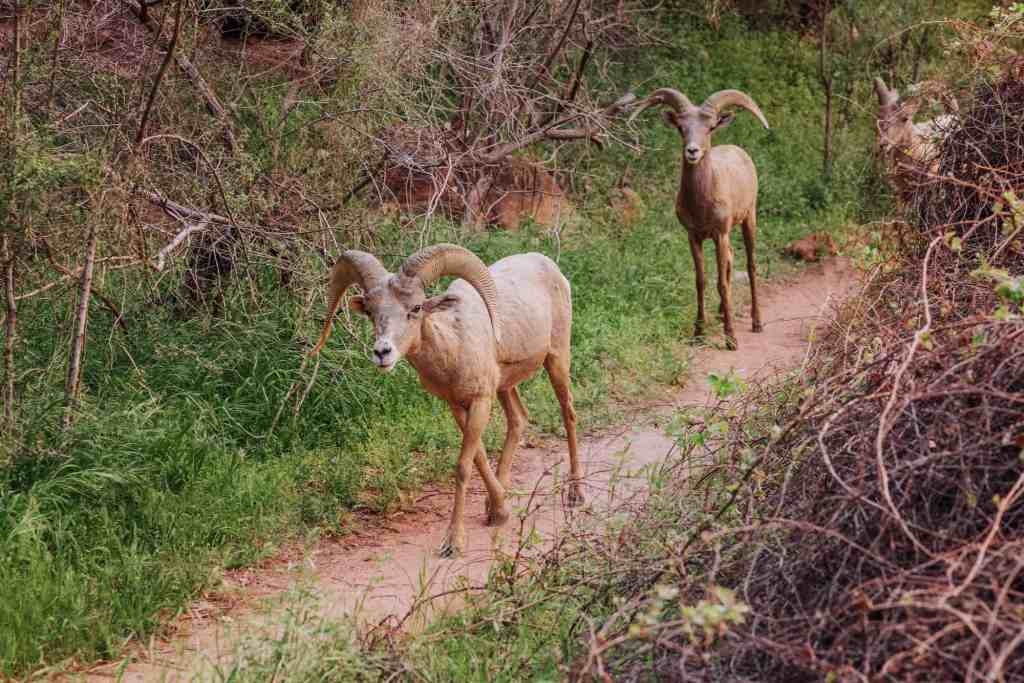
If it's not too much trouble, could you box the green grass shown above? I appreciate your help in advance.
[0,13,866,678]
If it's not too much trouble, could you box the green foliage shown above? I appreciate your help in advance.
[973,262,1024,317]
[707,370,747,399]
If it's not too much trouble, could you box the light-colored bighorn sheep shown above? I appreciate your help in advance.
[309,244,582,557]
[874,77,955,192]
[628,88,770,349]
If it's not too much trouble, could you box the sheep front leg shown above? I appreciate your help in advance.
[440,398,505,558]
[715,234,737,350]
[688,233,707,338]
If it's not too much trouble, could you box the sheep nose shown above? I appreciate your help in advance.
[374,344,392,360]
[685,144,700,155]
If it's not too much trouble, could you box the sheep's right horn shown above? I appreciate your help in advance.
[874,77,898,106]
[627,88,693,124]
[400,244,500,341]
[701,90,770,129]
[309,251,389,356]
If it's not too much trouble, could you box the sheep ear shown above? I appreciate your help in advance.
[423,293,460,315]
[712,112,735,131]
[348,295,367,315]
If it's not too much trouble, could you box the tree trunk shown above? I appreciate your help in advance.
[3,1,22,432]
[63,228,99,429]
[461,174,494,232]
[47,0,65,111]
[128,0,238,153]
[1,236,16,431]
[136,0,184,146]
[818,0,834,180]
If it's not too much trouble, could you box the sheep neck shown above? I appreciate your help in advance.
[403,316,456,395]
[677,152,717,234]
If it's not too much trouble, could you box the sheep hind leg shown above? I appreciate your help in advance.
[479,388,525,527]
[544,353,583,507]
[715,234,737,350]
[688,233,707,338]
[495,387,527,491]
[742,216,763,333]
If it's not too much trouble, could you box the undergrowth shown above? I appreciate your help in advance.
[0,8,868,677]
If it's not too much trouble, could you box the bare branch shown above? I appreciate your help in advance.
[152,221,208,272]
[124,0,238,153]
[135,0,184,146]
[62,227,98,429]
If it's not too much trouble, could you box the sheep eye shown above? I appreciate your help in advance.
[409,304,423,317]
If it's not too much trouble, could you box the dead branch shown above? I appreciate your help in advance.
[135,0,183,146]
[62,226,98,429]
[125,0,238,153]
[1,235,16,431]
[478,94,634,163]
[152,220,208,272]
[3,1,21,432]
[41,240,128,330]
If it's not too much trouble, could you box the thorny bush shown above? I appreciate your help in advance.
[566,14,1024,683]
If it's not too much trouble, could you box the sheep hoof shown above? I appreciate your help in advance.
[566,481,585,507]
[752,321,764,333]
[725,335,738,351]
[693,325,705,338]
[486,501,511,527]
[438,532,464,558]
[436,536,460,557]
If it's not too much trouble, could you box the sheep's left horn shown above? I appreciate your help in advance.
[701,90,770,129]
[400,244,500,341]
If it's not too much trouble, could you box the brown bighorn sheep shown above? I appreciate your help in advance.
[628,88,770,349]
[309,244,581,557]
[874,77,955,193]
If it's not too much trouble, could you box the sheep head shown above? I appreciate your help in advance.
[874,76,918,157]
[310,244,500,371]
[628,88,769,165]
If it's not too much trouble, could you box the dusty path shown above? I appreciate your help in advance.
[83,258,854,682]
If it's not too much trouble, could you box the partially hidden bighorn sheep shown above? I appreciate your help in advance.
[309,244,581,557]
[628,88,770,349]
[874,77,955,193]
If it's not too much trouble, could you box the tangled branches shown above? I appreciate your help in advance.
[566,35,1024,683]
[363,0,644,228]
[716,71,1024,683]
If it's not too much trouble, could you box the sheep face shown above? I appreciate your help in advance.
[662,107,735,165]
[877,100,917,158]
[348,276,457,372]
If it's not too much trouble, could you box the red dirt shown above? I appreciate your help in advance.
[79,257,856,682]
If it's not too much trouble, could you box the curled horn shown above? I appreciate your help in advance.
[309,251,389,356]
[701,89,770,129]
[874,77,898,106]
[627,88,694,124]
[400,243,501,341]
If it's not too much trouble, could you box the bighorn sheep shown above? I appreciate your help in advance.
[628,88,770,349]
[874,77,955,192]
[309,244,582,557]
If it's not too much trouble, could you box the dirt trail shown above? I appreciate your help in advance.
[83,258,854,682]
